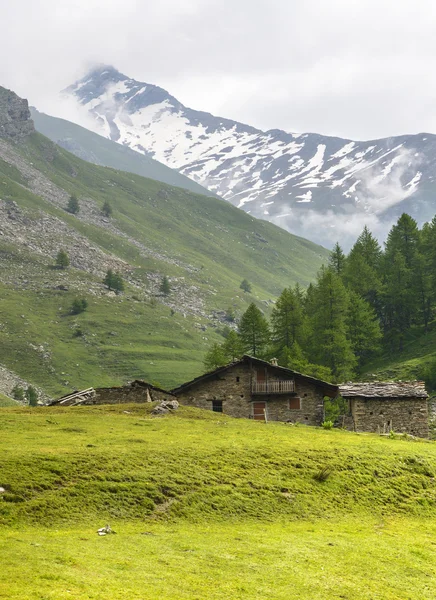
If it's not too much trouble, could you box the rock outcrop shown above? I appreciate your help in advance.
[0,86,35,140]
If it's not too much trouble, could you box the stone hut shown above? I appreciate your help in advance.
[172,355,338,424]
[339,381,429,438]
[51,380,174,406]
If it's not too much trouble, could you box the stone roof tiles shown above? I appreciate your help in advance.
[339,381,428,399]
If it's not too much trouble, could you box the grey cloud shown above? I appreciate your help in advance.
[2,0,436,140]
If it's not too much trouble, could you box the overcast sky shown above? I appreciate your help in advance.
[2,0,436,140]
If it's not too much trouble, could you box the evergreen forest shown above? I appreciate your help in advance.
[205,213,436,387]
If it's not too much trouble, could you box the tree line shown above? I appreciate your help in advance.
[205,213,436,383]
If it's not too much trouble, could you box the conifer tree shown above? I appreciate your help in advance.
[350,225,382,270]
[329,242,346,276]
[112,272,125,295]
[307,267,356,380]
[239,279,252,293]
[382,215,422,343]
[381,250,411,350]
[66,194,80,214]
[346,290,382,368]
[25,385,38,407]
[222,330,244,362]
[102,200,113,217]
[159,275,171,296]
[103,269,114,290]
[55,249,70,269]
[238,303,270,357]
[343,226,383,311]
[203,343,227,371]
[271,287,305,354]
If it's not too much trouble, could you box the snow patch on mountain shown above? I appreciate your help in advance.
[62,66,436,247]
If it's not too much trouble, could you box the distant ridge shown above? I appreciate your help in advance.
[31,108,216,197]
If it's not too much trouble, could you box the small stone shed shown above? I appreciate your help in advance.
[172,355,338,424]
[339,381,429,438]
[51,380,174,406]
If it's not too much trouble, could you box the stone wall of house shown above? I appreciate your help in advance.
[93,384,173,405]
[175,363,325,424]
[264,379,325,425]
[351,396,429,438]
[175,363,252,417]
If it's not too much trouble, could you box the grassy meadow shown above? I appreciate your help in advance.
[2,404,436,598]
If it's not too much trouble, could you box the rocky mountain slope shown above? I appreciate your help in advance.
[0,85,328,399]
[63,66,436,246]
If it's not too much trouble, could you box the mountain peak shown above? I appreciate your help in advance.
[0,86,35,140]
[62,70,435,246]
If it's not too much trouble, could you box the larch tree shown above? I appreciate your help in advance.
[238,303,270,357]
[307,267,356,381]
[329,242,346,276]
[271,286,305,356]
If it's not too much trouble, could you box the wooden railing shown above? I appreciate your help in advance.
[251,380,295,394]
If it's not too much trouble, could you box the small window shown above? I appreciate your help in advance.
[236,376,240,382]
[369,411,373,415]
[212,400,223,413]
[289,397,301,410]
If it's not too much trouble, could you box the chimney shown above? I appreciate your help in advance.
[270,358,278,366]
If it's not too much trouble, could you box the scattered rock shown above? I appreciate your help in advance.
[97,524,116,536]
[152,399,179,415]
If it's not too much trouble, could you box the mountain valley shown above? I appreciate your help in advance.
[0,85,328,399]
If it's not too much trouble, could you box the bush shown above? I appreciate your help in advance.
[240,279,251,293]
[313,466,332,482]
[322,420,334,430]
[225,307,236,322]
[103,270,124,294]
[71,298,88,315]
[324,395,348,423]
[11,384,25,401]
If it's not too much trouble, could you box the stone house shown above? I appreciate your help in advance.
[339,382,429,438]
[171,355,338,424]
[51,380,174,406]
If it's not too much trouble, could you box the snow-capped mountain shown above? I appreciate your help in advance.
[63,66,436,246]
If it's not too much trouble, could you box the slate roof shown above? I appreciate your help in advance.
[339,381,428,399]
[171,354,338,396]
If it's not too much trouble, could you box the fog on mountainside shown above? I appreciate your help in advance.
[59,65,436,248]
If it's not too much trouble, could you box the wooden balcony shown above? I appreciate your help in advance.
[251,380,295,395]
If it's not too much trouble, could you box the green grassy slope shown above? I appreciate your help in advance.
[362,322,436,389]
[0,392,17,406]
[2,405,436,599]
[31,108,216,197]
[0,132,328,397]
